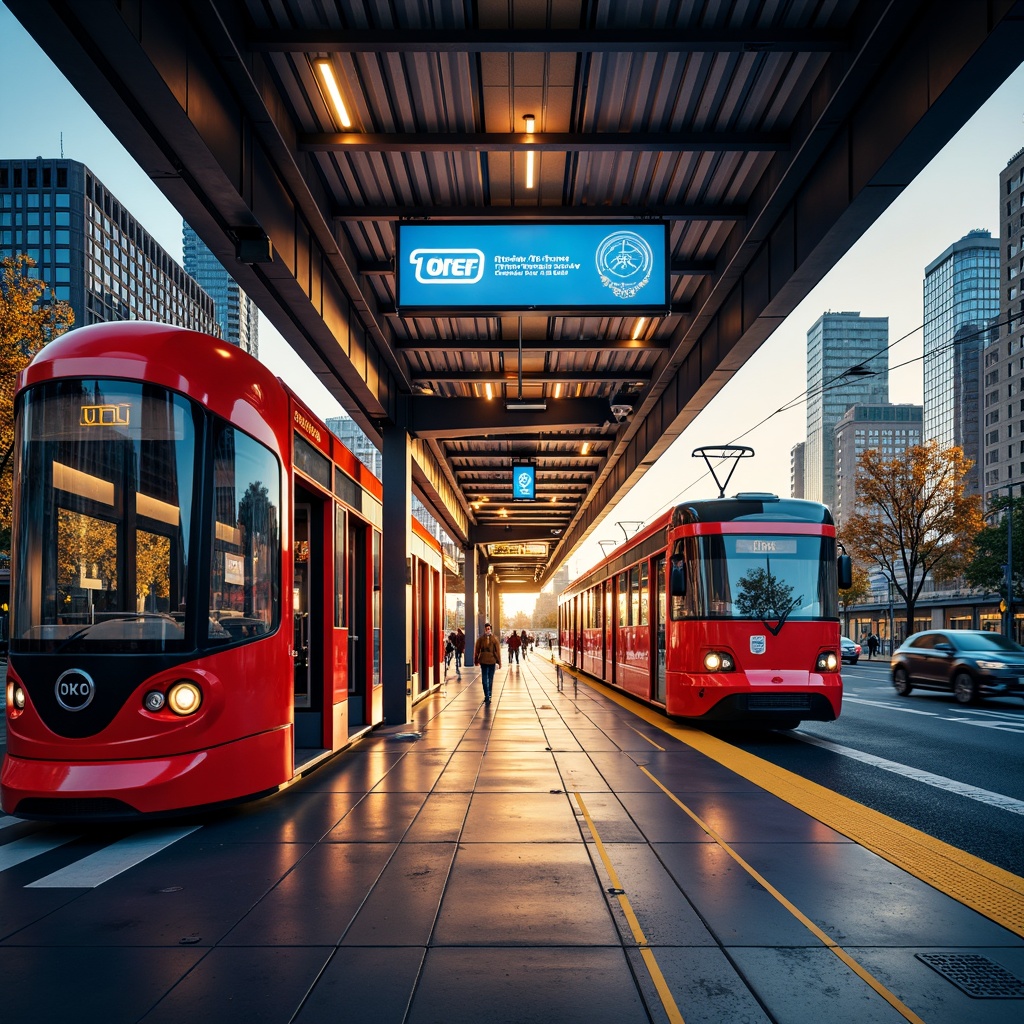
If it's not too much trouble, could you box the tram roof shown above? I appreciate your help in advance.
[7,1,1022,592]
[672,497,836,527]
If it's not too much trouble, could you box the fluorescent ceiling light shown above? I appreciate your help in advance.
[316,60,352,129]
[523,114,536,189]
[505,398,547,412]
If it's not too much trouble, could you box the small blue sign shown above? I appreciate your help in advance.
[397,221,669,313]
[512,463,536,501]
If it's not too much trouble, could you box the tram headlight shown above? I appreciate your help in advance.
[8,682,26,711]
[167,681,202,716]
[816,651,839,672]
[703,651,735,672]
[143,690,166,712]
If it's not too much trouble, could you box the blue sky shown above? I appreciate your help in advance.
[3,8,1023,579]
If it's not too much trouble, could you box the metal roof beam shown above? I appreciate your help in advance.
[409,396,613,437]
[336,204,743,222]
[396,338,667,351]
[251,28,846,54]
[412,370,652,384]
[302,131,785,153]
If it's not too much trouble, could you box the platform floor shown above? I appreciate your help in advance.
[2,656,1023,1023]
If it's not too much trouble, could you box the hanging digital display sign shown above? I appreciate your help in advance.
[396,222,670,314]
[511,463,536,501]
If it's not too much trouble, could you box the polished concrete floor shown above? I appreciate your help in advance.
[1,656,1023,1023]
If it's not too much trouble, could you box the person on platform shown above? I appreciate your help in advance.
[454,627,465,671]
[507,629,522,664]
[474,623,501,704]
[520,629,530,660]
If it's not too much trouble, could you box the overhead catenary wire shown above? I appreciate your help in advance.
[631,311,1017,529]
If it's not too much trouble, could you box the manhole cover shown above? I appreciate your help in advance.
[916,954,1024,998]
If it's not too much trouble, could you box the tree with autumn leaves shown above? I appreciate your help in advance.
[843,440,983,634]
[0,254,75,547]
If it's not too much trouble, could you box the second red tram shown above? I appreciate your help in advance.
[2,322,444,819]
[558,494,850,727]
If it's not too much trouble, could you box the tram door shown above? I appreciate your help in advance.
[654,555,667,704]
[293,496,326,748]
[347,517,369,725]
[293,504,312,709]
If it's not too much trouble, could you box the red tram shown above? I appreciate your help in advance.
[2,322,444,819]
[558,481,851,728]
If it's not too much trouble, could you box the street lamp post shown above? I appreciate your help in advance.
[1006,484,1014,640]
[887,581,895,656]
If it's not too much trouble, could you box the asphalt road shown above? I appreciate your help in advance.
[719,656,1024,877]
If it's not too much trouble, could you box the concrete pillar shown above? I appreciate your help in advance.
[382,399,412,726]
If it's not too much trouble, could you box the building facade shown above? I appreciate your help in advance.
[977,150,1024,509]
[833,404,923,531]
[183,222,259,355]
[804,312,889,510]
[0,158,218,334]
[790,441,805,498]
[923,229,1000,499]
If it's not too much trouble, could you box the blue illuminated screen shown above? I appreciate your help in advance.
[397,222,669,312]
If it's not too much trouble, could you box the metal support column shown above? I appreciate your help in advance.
[464,541,478,649]
[382,399,412,726]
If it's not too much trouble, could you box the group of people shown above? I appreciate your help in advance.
[444,623,539,704]
[505,629,534,663]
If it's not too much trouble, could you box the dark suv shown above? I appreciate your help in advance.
[890,629,1024,704]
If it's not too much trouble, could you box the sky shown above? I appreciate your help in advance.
[3,8,1024,601]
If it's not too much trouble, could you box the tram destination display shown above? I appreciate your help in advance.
[396,221,669,314]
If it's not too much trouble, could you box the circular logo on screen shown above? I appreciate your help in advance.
[595,230,654,299]
[55,669,96,711]
[516,471,533,493]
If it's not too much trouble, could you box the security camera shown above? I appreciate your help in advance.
[610,404,633,422]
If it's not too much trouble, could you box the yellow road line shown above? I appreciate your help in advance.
[638,765,927,1024]
[566,667,1024,937]
[574,792,685,1024]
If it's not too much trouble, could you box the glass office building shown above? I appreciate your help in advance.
[183,222,259,356]
[805,312,889,510]
[0,158,217,334]
[923,229,1000,498]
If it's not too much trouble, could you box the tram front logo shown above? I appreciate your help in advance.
[55,669,96,711]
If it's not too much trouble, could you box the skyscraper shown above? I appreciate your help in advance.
[833,404,923,530]
[0,158,218,334]
[182,222,259,356]
[804,312,889,509]
[923,228,1000,498]
[977,151,1024,508]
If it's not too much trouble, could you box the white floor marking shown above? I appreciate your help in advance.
[0,831,82,871]
[796,734,1024,815]
[26,825,200,888]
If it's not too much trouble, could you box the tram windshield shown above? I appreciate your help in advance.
[12,380,199,653]
[671,533,839,623]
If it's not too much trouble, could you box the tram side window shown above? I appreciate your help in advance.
[639,561,649,625]
[618,571,628,626]
[630,566,641,625]
[669,538,703,620]
[208,424,281,643]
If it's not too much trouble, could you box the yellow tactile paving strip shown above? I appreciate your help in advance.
[568,668,1024,938]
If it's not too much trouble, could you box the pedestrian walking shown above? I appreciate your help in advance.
[867,633,879,660]
[507,629,522,664]
[454,627,465,671]
[473,623,501,703]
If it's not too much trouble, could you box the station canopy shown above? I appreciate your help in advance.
[11,0,1024,591]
